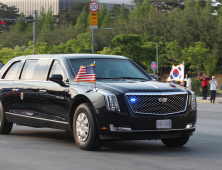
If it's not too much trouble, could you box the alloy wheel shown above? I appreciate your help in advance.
[76,113,89,142]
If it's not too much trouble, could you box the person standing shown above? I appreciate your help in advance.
[209,76,218,103]
[156,73,161,81]
[220,83,222,94]
[185,74,192,91]
[199,73,211,100]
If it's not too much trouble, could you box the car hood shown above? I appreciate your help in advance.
[77,80,189,95]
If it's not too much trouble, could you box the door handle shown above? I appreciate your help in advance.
[39,90,47,93]
[12,88,19,92]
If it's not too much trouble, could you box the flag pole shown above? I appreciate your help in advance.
[94,61,96,91]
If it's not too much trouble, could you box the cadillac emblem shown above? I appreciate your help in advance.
[159,98,167,103]
[20,92,24,100]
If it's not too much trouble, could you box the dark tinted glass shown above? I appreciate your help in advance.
[21,60,38,80]
[33,59,50,80]
[49,60,68,81]
[70,59,149,79]
[0,63,3,70]
[149,74,157,79]
[4,62,21,80]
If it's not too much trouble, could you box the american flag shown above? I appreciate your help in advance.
[74,62,96,83]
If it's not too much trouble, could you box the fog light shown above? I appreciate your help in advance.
[109,124,132,131]
[186,123,192,129]
[186,123,195,129]
[115,127,132,131]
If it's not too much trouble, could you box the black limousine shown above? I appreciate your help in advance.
[0,54,197,150]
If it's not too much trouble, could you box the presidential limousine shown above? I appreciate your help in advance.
[0,54,197,150]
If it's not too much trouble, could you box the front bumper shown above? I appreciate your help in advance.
[100,126,195,140]
[95,108,197,140]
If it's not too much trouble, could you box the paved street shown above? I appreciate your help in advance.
[0,103,222,170]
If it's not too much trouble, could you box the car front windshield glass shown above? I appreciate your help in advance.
[69,59,150,80]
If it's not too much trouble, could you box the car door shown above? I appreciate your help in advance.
[37,59,69,129]
[0,60,24,122]
[10,59,39,126]
[31,58,52,116]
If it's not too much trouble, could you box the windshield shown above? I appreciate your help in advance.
[69,59,150,80]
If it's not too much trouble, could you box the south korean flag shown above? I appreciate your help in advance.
[167,63,184,81]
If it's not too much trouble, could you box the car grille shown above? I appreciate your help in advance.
[125,93,188,115]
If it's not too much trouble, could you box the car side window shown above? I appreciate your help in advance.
[49,60,68,82]
[33,59,51,81]
[20,60,38,80]
[4,61,21,80]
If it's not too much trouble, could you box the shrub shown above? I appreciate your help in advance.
[191,79,202,94]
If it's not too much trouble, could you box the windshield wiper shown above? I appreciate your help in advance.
[96,77,114,79]
[116,77,149,80]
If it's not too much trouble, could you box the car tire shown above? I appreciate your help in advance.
[161,134,190,147]
[73,103,103,150]
[0,102,13,134]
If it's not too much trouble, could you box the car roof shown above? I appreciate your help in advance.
[18,54,129,60]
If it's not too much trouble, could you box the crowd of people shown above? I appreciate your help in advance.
[199,73,219,103]
[156,73,222,103]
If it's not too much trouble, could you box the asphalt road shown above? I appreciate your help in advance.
[0,103,222,170]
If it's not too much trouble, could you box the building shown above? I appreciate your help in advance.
[0,0,135,16]
[99,0,135,10]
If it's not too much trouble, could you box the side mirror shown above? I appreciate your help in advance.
[49,74,67,87]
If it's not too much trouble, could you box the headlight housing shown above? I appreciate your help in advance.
[191,92,197,110]
[97,89,120,112]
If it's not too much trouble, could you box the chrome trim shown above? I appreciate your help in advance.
[125,92,188,96]
[39,89,47,93]
[125,92,188,115]
[109,124,195,132]
[5,112,68,124]
[158,98,167,103]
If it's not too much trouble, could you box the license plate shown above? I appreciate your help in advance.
[156,119,172,129]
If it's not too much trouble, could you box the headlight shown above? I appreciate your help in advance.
[97,89,120,112]
[191,92,197,110]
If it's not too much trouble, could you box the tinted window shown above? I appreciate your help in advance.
[33,59,50,81]
[149,74,157,79]
[70,59,149,80]
[0,63,3,70]
[49,60,68,81]
[4,62,21,80]
[21,60,38,80]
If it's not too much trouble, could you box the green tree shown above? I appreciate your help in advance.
[55,9,70,26]
[101,10,112,28]
[110,4,121,17]
[182,42,215,76]
[41,7,56,32]
[165,40,182,65]
[13,13,28,32]
[0,2,19,32]
[98,4,108,28]
[133,0,144,5]
[76,6,88,28]
[100,34,156,70]
[117,4,129,22]
[69,1,90,25]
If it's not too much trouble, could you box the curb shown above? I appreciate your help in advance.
[197,100,222,104]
